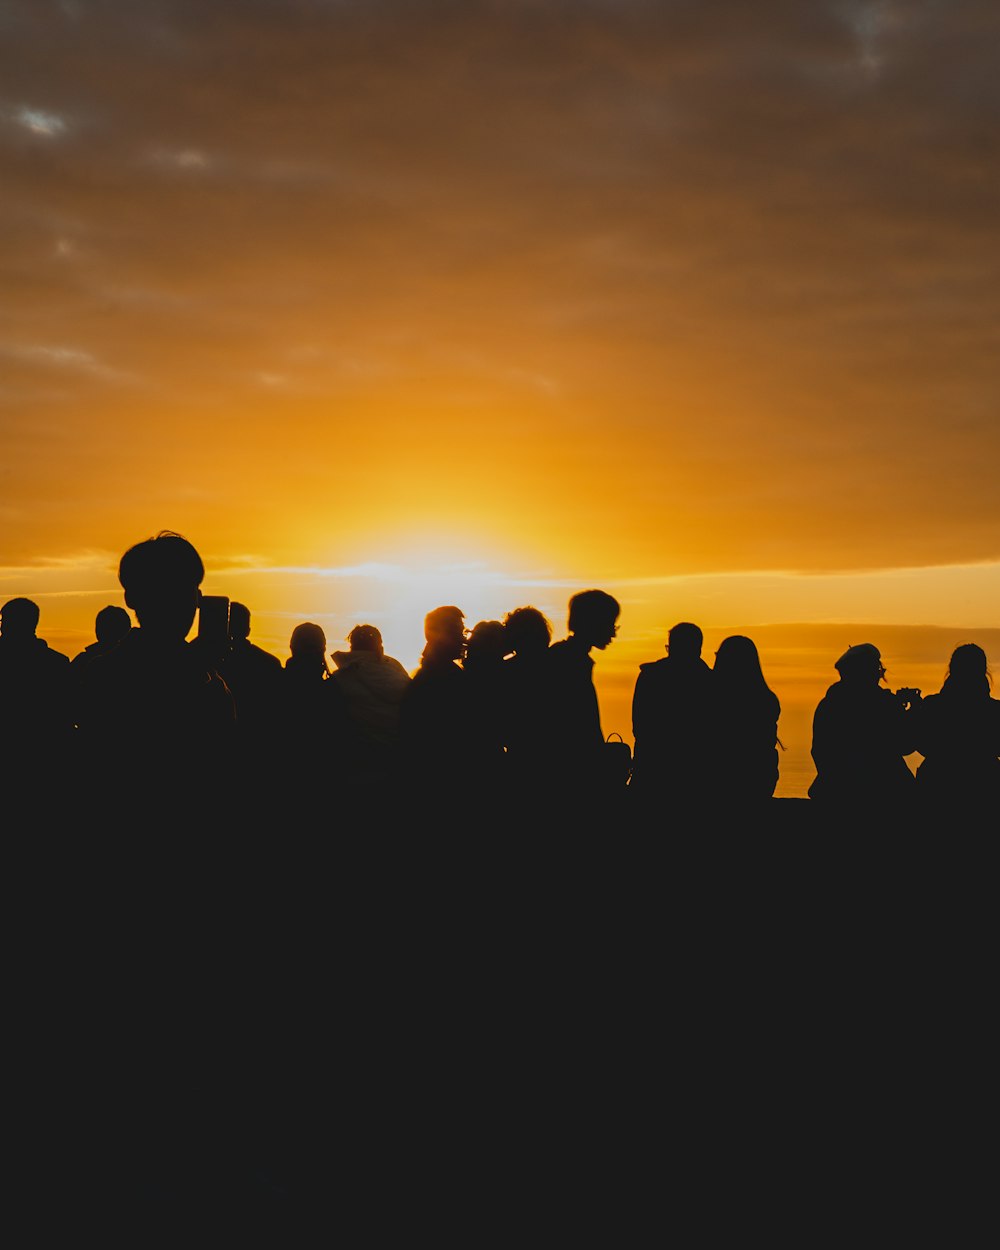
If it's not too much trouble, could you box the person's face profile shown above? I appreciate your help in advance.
[593,617,619,649]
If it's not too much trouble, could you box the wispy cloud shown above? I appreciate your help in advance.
[5,344,128,382]
[12,105,68,136]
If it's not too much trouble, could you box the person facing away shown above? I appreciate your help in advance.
[629,621,714,817]
[396,605,473,809]
[807,642,920,820]
[69,604,132,719]
[281,621,349,776]
[499,605,554,802]
[709,634,782,813]
[912,643,1000,817]
[218,600,284,759]
[71,605,133,668]
[73,531,237,815]
[543,589,621,814]
[462,619,511,790]
[329,623,412,792]
[0,596,75,782]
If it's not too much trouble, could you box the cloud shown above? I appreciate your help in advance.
[0,0,997,579]
[146,146,212,170]
[4,344,127,381]
[12,105,68,136]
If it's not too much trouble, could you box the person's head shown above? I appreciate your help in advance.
[465,620,508,667]
[834,642,884,684]
[118,530,205,641]
[347,624,384,657]
[228,601,251,642]
[502,606,552,656]
[0,597,41,640]
[667,621,703,661]
[290,621,327,659]
[94,605,132,646]
[423,605,467,661]
[713,634,765,683]
[945,642,991,691]
[289,622,331,678]
[567,589,620,650]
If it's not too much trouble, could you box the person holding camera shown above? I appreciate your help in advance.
[807,642,921,824]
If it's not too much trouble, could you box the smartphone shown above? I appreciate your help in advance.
[197,594,230,654]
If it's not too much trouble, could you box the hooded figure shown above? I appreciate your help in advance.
[330,624,412,768]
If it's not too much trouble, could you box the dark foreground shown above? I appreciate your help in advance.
[8,798,988,1232]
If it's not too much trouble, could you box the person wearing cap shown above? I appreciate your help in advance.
[807,642,921,821]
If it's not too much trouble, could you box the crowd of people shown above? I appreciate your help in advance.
[2,528,995,1214]
[1,528,997,829]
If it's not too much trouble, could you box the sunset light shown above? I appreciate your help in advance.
[2,1,998,800]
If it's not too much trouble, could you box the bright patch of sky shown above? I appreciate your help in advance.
[843,0,893,77]
[10,345,122,381]
[148,147,211,170]
[15,106,67,136]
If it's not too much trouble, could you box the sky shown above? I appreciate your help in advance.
[2,1,998,796]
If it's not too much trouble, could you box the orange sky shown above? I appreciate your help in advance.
[2,2,998,796]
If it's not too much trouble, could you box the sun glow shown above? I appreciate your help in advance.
[341,542,534,672]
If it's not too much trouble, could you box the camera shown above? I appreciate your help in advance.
[894,687,922,705]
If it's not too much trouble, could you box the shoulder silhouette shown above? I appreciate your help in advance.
[0,596,75,786]
[544,589,622,817]
[397,605,475,811]
[630,620,714,816]
[329,623,412,801]
[807,642,919,823]
[499,605,554,802]
[710,634,782,810]
[73,530,237,819]
[912,642,1000,818]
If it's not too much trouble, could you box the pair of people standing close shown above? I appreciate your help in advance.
[630,623,781,823]
[395,604,523,817]
[807,639,999,825]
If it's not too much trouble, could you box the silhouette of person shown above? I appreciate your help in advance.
[807,642,919,821]
[710,634,782,814]
[281,621,349,777]
[912,643,1000,818]
[67,531,248,1201]
[71,604,133,668]
[543,589,621,817]
[73,531,237,816]
[329,623,412,798]
[396,605,473,811]
[462,619,511,792]
[0,596,74,786]
[69,605,133,726]
[629,621,714,819]
[499,605,554,805]
[218,601,284,773]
